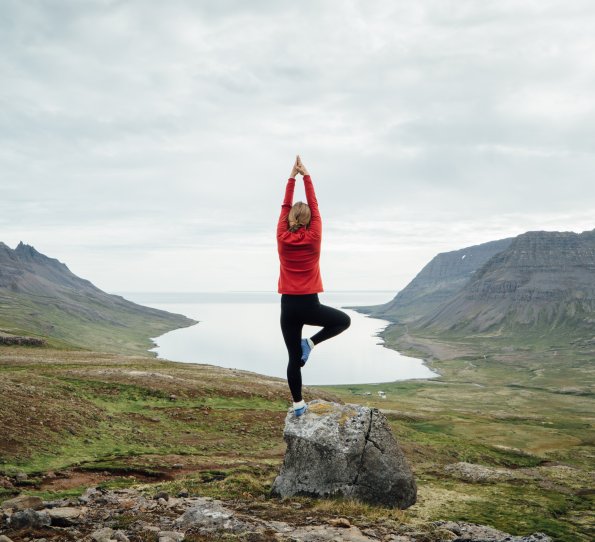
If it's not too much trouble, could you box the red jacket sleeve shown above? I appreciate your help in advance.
[303,175,321,239]
[277,177,295,238]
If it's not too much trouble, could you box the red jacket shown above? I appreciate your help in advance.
[277,175,323,294]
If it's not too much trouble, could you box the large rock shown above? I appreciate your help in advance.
[174,497,246,533]
[0,494,44,511]
[434,521,552,542]
[7,508,51,529]
[271,400,416,508]
[47,506,84,526]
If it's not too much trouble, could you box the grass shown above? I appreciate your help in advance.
[315,324,594,541]
[0,339,593,541]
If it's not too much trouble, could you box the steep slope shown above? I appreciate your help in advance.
[418,230,595,338]
[359,238,513,322]
[0,242,196,354]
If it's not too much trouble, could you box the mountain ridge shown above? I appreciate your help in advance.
[358,237,514,322]
[359,229,595,342]
[0,242,196,354]
[419,229,595,337]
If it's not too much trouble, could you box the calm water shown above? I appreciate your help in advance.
[123,291,438,386]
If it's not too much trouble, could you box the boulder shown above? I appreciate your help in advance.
[47,506,84,526]
[90,527,117,542]
[433,521,552,541]
[271,400,416,508]
[174,497,245,533]
[8,508,51,529]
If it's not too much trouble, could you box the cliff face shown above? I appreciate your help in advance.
[0,242,196,354]
[420,230,595,335]
[363,238,513,322]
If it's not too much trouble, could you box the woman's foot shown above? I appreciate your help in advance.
[293,400,307,417]
[301,338,314,363]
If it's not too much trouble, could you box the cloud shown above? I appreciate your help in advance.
[1,0,594,291]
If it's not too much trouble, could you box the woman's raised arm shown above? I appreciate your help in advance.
[297,156,321,240]
[276,158,298,238]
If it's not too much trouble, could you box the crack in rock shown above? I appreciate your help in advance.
[353,408,374,486]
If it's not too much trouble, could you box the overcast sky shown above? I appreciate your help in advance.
[2,0,594,295]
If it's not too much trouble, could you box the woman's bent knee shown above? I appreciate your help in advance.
[341,313,351,330]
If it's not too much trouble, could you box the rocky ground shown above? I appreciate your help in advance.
[1,347,591,541]
[0,486,552,542]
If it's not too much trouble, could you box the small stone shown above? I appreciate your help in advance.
[177,488,189,497]
[444,462,515,483]
[0,477,14,489]
[91,527,114,542]
[1,495,44,511]
[431,527,457,541]
[113,530,130,542]
[8,509,51,529]
[119,498,136,510]
[158,531,185,542]
[47,506,83,526]
[172,463,184,469]
[78,487,99,503]
[328,517,351,528]
[154,491,169,501]
[174,498,245,532]
[14,472,28,482]
[0,535,15,542]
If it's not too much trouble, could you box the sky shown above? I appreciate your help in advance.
[2,0,594,295]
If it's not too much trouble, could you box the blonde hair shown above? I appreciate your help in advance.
[288,202,311,232]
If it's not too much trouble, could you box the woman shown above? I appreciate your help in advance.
[277,155,351,417]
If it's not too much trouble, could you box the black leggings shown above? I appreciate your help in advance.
[280,293,351,402]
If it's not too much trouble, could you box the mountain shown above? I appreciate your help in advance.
[419,230,595,337]
[358,228,595,343]
[0,242,196,354]
[359,237,513,323]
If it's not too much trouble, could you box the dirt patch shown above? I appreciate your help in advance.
[39,470,118,491]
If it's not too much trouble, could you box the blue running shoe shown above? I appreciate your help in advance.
[294,403,308,417]
[301,338,312,363]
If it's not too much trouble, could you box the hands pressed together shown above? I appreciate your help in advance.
[290,155,309,178]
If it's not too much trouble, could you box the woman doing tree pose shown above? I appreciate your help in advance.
[277,155,351,417]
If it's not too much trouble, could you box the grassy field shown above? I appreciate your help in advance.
[0,340,593,541]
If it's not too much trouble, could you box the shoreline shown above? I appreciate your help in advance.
[150,303,440,387]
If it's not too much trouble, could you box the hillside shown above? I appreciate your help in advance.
[358,237,513,323]
[0,242,196,354]
[418,230,595,340]
[0,347,591,540]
